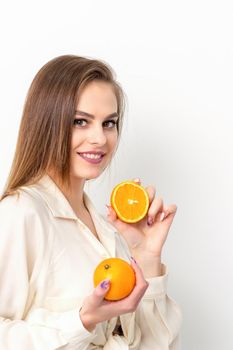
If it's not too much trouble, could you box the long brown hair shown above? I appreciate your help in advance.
[1,55,125,199]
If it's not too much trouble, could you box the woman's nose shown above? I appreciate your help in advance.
[88,125,107,145]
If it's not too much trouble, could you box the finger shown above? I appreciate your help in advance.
[164,204,177,219]
[126,257,149,304]
[145,185,156,204]
[106,205,140,246]
[91,279,111,306]
[106,205,126,229]
[163,204,178,220]
[106,204,117,221]
[109,257,149,312]
[125,257,149,301]
[147,196,164,225]
[132,177,141,185]
[106,205,129,233]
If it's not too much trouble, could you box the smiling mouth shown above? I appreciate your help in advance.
[77,152,105,164]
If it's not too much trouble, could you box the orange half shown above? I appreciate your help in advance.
[110,181,149,223]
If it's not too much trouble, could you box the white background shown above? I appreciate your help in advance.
[1,1,233,349]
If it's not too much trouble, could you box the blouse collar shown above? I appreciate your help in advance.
[31,174,117,256]
[31,174,115,234]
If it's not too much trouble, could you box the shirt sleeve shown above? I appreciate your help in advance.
[135,264,182,350]
[0,193,96,350]
[112,231,182,349]
[117,265,181,350]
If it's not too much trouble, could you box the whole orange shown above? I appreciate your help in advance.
[93,258,136,301]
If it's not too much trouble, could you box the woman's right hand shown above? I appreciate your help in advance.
[79,258,149,332]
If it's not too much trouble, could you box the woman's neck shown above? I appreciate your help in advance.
[47,171,87,214]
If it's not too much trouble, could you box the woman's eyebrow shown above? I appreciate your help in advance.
[75,110,119,120]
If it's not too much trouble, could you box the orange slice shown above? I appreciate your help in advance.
[110,181,149,223]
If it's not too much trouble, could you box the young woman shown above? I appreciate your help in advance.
[0,55,182,349]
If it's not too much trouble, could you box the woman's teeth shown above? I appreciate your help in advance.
[80,153,102,159]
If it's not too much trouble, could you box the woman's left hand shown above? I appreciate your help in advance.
[106,179,177,260]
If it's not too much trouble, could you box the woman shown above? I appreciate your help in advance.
[0,55,182,349]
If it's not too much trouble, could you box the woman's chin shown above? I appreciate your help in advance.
[71,169,104,181]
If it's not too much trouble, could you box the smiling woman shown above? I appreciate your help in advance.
[70,80,119,181]
[0,55,181,350]
[1,55,125,199]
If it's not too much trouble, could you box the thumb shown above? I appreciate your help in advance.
[91,279,111,306]
[106,205,117,222]
[106,205,129,233]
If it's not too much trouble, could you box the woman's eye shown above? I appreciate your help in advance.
[73,118,117,129]
[103,120,117,128]
[73,118,87,127]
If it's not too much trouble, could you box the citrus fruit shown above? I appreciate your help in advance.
[93,258,136,301]
[110,181,149,223]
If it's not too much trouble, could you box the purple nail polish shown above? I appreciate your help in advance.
[100,280,110,289]
[130,256,137,264]
[147,217,154,226]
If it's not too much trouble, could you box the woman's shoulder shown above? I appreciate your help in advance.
[0,186,53,249]
[0,186,49,220]
[0,187,54,267]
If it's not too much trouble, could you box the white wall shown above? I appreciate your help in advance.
[1,1,232,349]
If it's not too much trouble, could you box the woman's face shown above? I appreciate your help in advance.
[70,80,119,181]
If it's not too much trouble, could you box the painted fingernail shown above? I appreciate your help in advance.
[100,279,110,289]
[160,212,165,221]
[130,256,137,264]
[147,217,154,226]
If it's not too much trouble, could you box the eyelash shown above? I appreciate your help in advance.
[73,118,118,129]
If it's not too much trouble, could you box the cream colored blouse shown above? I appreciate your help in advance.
[0,175,182,349]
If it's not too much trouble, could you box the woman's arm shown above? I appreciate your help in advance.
[136,264,182,350]
[106,180,182,349]
[116,258,181,350]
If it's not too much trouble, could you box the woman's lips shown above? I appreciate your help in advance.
[77,152,105,164]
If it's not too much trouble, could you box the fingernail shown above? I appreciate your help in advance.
[160,212,165,221]
[130,256,137,264]
[147,217,154,226]
[100,279,110,289]
[105,205,111,215]
[134,178,140,183]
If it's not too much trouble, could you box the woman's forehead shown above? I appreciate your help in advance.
[76,81,118,113]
